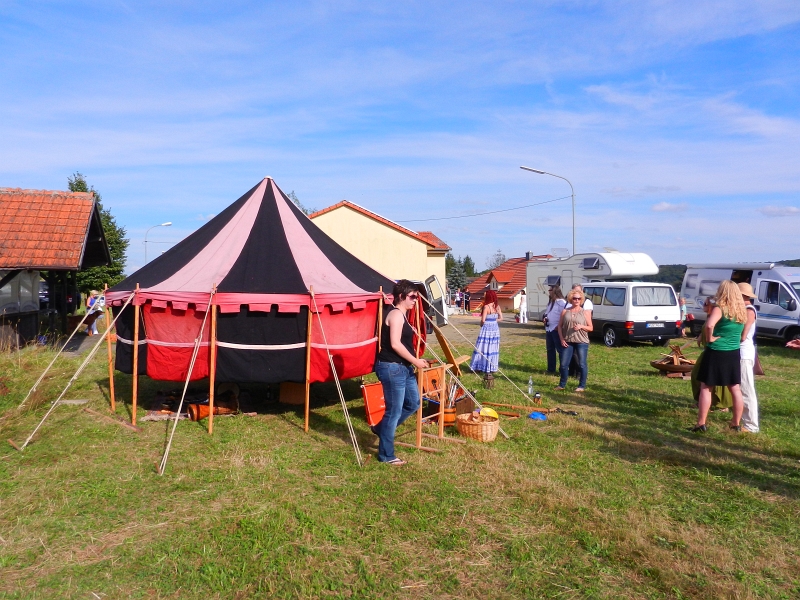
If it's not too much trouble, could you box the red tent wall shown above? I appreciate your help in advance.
[143,304,210,381]
[309,299,379,383]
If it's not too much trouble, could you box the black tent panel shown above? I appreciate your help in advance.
[214,307,308,383]
[112,304,148,374]
[218,185,308,294]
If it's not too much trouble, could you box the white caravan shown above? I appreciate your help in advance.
[681,264,800,342]
[526,252,659,319]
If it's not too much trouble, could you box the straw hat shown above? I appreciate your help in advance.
[737,282,757,299]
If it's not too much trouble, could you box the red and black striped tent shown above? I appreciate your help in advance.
[107,177,395,385]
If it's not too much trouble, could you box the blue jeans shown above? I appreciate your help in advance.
[559,342,588,388]
[374,361,420,462]
[545,329,561,373]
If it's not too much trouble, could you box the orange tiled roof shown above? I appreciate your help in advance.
[465,255,551,299]
[0,187,102,269]
[490,269,514,284]
[416,231,450,251]
[309,200,450,250]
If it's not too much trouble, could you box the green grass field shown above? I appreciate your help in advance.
[1,318,799,599]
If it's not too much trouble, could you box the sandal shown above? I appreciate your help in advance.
[689,424,707,433]
[729,424,742,432]
[574,387,585,393]
[554,386,565,391]
[383,458,406,466]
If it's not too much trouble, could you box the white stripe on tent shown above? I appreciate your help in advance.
[215,341,307,351]
[309,337,377,350]
[116,336,148,346]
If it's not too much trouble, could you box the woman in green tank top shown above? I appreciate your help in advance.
[691,280,747,433]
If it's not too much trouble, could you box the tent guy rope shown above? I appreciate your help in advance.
[17,304,98,411]
[310,288,364,467]
[158,286,216,476]
[421,296,541,406]
[404,308,510,440]
[14,291,136,451]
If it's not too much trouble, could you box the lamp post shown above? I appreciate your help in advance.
[520,166,575,256]
[144,222,172,264]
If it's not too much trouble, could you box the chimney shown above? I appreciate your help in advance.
[525,251,532,260]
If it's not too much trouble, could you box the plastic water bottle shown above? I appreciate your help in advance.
[528,376,533,395]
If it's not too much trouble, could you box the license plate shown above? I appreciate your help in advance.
[646,322,665,328]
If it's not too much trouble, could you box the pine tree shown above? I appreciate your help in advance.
[447,260,467,291]
[462,255,476,277]
[68,173,129,292]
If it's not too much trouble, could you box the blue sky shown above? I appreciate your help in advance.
[2,1,799,274]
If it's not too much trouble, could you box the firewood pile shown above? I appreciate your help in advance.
[650,344,696,376]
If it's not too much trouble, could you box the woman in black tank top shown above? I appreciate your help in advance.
[374,279,429,465]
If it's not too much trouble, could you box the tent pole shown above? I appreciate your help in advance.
[376,287,383,353]
[304,287,313,433]
[415,302,423,449]
[132,284,140,426]
[208,287,217,435]
[104,284,116,412]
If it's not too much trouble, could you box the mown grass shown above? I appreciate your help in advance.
[1,320,799,599]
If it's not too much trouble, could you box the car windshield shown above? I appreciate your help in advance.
[632,286,676,306]
[792,283,800,297]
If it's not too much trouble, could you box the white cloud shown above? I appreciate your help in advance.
[758,205,800,217]
[652,202,689,212]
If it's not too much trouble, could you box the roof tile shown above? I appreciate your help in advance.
[0,187,95,269]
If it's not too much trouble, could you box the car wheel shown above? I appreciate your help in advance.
[788,329,800,342]
[603,326,619,347]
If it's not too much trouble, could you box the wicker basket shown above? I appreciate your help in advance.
[456,413,499,442]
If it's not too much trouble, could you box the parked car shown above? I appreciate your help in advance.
[581,282,682,347]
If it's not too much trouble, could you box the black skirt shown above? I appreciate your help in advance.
[697,347,741,387]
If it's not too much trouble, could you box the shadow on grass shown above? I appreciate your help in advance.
[564,382,800,499]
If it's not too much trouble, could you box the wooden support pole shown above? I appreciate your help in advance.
[414,302,423,449]
[104,284,116,412]
[395,440,441,453]
[304,289,313,433]
[376,287,383,353]
[421,432,466,444]
[131,284,140,426]
[208,294,218,435]
[438,372,446,439]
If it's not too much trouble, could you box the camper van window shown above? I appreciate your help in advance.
[632,286,676,307]
[758,281,779,305]
[699,280,721,297]
[778,285,794,311]
[603,288,626,307]
[685,274,698,289]
[545,275,561,286]
[792,283,800,297]
[584,286,604,305]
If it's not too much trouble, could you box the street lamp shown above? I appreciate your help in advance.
[520,166,576,256]
[144,222,172,264]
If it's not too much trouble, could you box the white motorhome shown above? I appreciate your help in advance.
[681,264,800,342]
[526,252,659,319]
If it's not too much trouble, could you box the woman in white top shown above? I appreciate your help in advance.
[738,282,759,433]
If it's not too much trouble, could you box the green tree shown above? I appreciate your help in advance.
[68,172,129,292]
[447,260,467,291]
[445,252,457,275]
[462,255,476,277]
[288,190,317,216]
